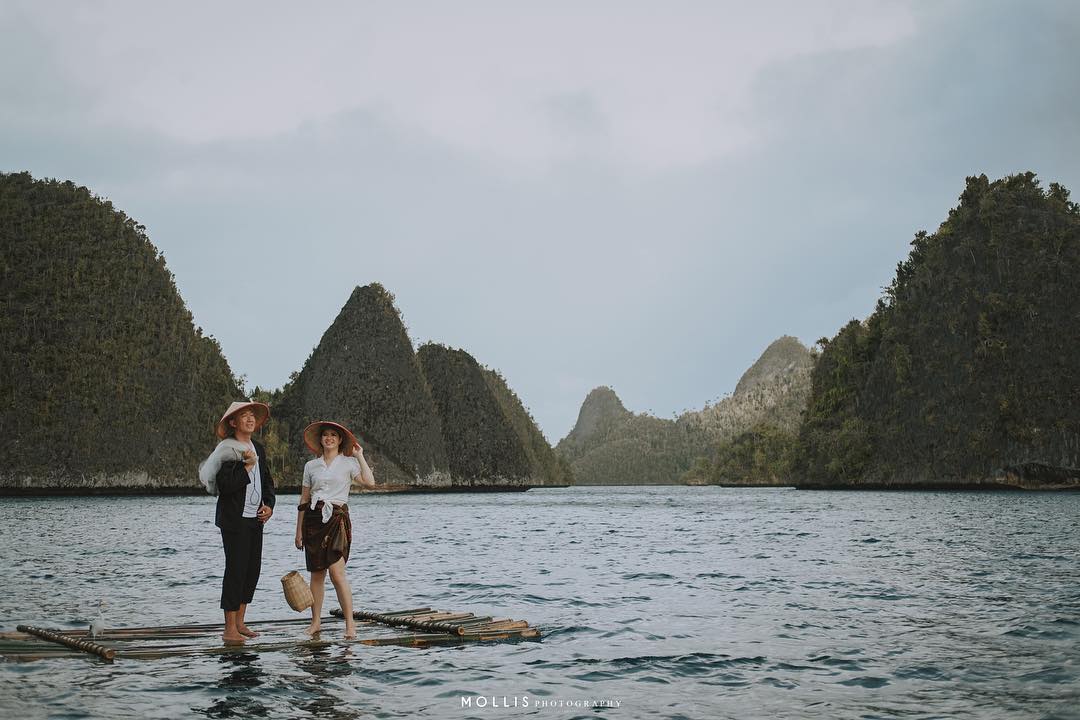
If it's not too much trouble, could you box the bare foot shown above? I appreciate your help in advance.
[303,622,321,636]
[222,631,246,645]
[237,625,259,638]
[344,622,357,640]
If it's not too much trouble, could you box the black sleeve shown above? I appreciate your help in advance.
[257,441,276,509]
[216,461,251,495]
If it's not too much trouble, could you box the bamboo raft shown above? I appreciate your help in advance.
[0,607,540,662]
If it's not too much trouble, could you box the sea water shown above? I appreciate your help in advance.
[0,487,1077,719]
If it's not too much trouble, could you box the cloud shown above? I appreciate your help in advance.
[6,1,915,170]
[2,1,1077,442]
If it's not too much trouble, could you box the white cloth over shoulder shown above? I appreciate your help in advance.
[198,438,250,495]
[241,441,262,518]
[303,454,361,522]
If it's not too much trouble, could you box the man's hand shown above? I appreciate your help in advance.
[256,503,273,523]
[242,450,256,471]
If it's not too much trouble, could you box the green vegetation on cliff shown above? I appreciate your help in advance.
[682,336,813,441]
[482,368,573,486]
[0,172,239,487]
[273,285,568,489]
[275,284,448,486]
[414,344,570,485]
[558,338,813,485]
[796,173,1080,486]
[684,424,797,486]
[557,387,711,485]
[418,344,530,482]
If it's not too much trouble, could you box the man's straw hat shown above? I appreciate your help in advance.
[215,401,270,439]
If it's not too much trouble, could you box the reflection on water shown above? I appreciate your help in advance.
[199,646,365,720]
[202,652,268,719]
[292,645,363,720]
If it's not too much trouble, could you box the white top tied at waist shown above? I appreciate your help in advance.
[303,454,361,523]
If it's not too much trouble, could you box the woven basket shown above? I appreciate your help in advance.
[281,570,313,611]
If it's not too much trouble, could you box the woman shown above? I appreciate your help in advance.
[294,420,375,639]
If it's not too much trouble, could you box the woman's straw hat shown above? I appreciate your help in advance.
[303,421,359,457]
[215,401,270,439]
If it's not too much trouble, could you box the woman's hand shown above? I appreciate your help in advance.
[294,532,303,550]
[353,443,364,459]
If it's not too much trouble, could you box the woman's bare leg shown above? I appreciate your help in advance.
[327,558,356,638]
[306,569,327,635]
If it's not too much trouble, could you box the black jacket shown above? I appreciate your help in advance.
[215,438,276,530]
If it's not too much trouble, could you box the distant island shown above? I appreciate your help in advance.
[556,336,813,485]
[558,173,1080,491]
[0,172,567,494]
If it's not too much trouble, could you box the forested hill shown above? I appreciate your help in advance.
[418,344,572,487]
[273,284,450,487]
[270,284,569,490]
[682,336,813,441]
[0,172,240,492]
[0,174,568,493]
[795,173,1080,489]
[556,388,708,486]
[556,338,814,485]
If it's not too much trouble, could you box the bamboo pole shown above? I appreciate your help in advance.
[336,608,483,635]
[452,617,500,628]
[384,611,471,623]
[379,607,433,616]
[17,626,116,662]
[33,616,336,639]
[469,620,529,632]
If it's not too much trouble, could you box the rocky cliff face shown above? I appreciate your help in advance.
[0,172,239,492]
[418,344,531,484]
[482,367,573,487]
[274,284,450,487]
[271,285,568,490]
[557,386,629,460]
[795,172,1080,488]
[683,336,814,442]
[556,387,709,485]
[734,336,815,397]
[415,344,570,486]
[556,338,814,485]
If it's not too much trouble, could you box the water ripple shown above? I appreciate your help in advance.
[0,488,1077,719]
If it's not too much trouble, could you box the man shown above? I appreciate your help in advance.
[212,400,276,644]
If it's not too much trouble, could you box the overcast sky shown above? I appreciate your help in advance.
[3,1,1078,441]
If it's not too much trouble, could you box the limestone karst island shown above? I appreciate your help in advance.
[2,171,1079,493]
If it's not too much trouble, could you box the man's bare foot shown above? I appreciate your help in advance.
[222,631,246,645]
[237,625,259,638]
[303,622,321,636]
[344,622,357,640]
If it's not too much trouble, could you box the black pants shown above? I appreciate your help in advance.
[220,518,263,611]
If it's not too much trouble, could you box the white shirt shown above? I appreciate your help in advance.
[242,442,262,518]
[303,454,361,522]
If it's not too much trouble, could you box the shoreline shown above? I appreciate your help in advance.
[0,484,564,497]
